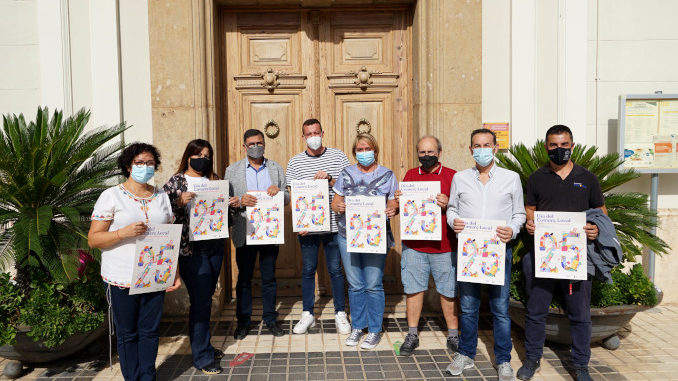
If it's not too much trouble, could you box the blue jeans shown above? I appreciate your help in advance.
[337,234,386,333]
[108,284,165,381]
[235,244,279,326]
[299,233,346,314]
[458,247,513,364]
[179,239,224,369]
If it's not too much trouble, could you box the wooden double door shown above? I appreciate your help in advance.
[219,8,412,297]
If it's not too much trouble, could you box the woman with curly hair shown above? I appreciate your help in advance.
[88,142,180,381]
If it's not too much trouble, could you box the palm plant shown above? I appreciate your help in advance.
[496,140,669,263]
[0,107,127,294]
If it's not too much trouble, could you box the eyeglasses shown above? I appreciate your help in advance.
[246,142,264,148]
[190,154,211,160]
[133,160,156,166]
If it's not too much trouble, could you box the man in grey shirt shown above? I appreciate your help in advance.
[445,128,526,381]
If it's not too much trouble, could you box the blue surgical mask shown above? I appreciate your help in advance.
[356,151,375,166]
[131,165,155,184]
[472,148,494,167]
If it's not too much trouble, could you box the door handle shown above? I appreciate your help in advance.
[265,120,280,138]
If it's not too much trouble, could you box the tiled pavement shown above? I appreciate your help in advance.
[3,297,678,380]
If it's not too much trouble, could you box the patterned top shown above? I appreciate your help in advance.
[333,164,397,247]
[163,173,203,256]
[91,184,173,287]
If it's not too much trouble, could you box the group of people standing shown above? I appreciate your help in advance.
[88,118,605,381]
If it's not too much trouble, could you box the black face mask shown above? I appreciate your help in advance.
[418,155,439,170]
[547,147,571,165]
[189,157,210,173]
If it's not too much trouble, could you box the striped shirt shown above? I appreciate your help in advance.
[286,147,350,233]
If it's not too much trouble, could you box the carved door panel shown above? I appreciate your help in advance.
[319,11,411,293]
[222,9,411,297]
[224,12,317,296]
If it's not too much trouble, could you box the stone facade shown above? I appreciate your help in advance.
[147,0,481,313]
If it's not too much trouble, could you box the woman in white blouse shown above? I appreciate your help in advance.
[88,143,180,381]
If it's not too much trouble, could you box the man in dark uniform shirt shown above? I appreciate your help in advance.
[517,125,607,381]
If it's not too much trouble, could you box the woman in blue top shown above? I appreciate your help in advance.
[331,133,398,350]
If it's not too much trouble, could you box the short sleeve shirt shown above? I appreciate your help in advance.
[91,185,174,287]
[526,163,604,212]
[401,165,457,254]
[333,164,397,238]
[286,147,350,233]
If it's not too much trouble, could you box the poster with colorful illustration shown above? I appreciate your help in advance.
[345,195,387,254]
[291,179,330,232]
[456,219,506,286]
[534,211,587,280]
[246,191,284,245]
[130,224,182,295]
[399,181,442,241]
[188,180,229,241]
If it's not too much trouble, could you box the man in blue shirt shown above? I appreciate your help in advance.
[445,129,525,381]
[225,129,290,339]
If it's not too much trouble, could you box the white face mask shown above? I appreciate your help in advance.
[306,136,322,150]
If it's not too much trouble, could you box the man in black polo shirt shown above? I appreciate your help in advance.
[516,125,606,381]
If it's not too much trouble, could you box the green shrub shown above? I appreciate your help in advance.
[0,267,105,348]
[512,263,658,308]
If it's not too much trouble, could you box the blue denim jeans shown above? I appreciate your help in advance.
[108,284,165,381]
[337,234,387,333]
[179,239,224,369]
[299,233,346,314]
[458,246,513,364]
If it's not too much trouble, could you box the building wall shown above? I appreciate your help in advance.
[0,0,152,150]
[482,0,678,302]
[0,0,41,117]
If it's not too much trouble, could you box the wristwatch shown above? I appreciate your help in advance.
[328,174,333,182]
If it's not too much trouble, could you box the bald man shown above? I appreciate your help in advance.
[394,136,459,356]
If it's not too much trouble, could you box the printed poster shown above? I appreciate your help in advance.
[246,191,284,245]
[291,179,330,232]
[534,211,587,280]
[130,224,182,295]
[345,195,387,254]
[456,219,506,286]
[188,180,229,241]
[399,181,442,241]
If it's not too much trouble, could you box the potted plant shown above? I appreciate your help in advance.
[496,141,669,350]
[0,107,127,377]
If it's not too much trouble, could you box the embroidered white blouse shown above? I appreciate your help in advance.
[91,184,174,287]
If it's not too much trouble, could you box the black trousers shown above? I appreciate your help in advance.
[522,251,592,367]
[235,244,279,326]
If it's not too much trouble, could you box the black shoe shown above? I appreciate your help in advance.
[200,362,223,375]
[399,333,419,356]
[574,367,592,381]
[234,324,249,340]
[266,321,285,337]
[214,349,224,360]
[446,335,459,352]
[516,358,540,380]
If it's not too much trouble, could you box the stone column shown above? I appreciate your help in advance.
[412,0,482,311]
[413,0,482,172]
[148,0,217,184]
[148,0,219,316]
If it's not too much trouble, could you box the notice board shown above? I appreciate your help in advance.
[618,94,678,173]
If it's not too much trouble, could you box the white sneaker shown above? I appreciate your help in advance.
[359,332,381,349]
[335,311,351,334]
[345,329,364,346]
[292,311,315,334]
